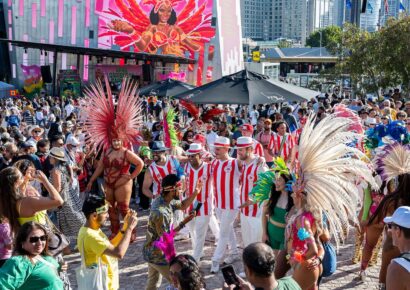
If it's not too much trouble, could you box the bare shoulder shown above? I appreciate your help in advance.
[387,259,410,289]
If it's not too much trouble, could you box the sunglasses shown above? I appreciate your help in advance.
[33,131,42,133]
[29,235,47,243]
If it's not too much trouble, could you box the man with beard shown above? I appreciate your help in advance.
[237,137,268,247]
[77,194,138,290]
[240,124,264,157]
[142,141,185,200]
[143,174,202,290]
[184,143,220,262]
[210,137,243,273]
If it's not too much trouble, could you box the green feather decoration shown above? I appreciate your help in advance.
[249,170,276,205]
[273,157,290,177]
[166,108,179,147]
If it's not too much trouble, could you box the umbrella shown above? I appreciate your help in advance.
[138,78,196,98]
[174,69,317,104]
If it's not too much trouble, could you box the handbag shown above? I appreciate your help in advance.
[44,214,70,257]
[322,241,337,277]
[76,239,108,290]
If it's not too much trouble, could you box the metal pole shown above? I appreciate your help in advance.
[320,30,322,56]
[52,51,58,98]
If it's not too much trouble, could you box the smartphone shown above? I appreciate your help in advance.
[221,265,240,287]
[194,202,203,214]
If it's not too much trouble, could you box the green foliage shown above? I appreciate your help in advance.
[305,25,343,54]
[277,39,293,48]
[322,16,410,94]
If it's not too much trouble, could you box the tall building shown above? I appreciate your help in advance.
[241,0,273,40]
[360,0,382,32]
[282,0,308,44]
[380,0,410,26]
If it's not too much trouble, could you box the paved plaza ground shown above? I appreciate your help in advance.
[65,209,382,290]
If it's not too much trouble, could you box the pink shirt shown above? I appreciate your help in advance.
[0,222,12,260]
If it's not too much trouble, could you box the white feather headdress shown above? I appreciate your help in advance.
[374,143,410,182]
[296,113,379,248]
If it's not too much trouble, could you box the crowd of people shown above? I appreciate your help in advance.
[0,80,409,290]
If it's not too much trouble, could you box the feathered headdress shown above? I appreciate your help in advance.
[153,225,176,262]
[142,0,182,12]
[374,143,410,182]
[201,108,225,123]
[163,108,179,148]
[178,99,200,120]
[81,76,143,151]
[295,113,378,248]
[333,104,364,134]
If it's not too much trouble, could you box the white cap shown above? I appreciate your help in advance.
[384,206,410,228]
[366,118,377,125]
[213,136,231,148]
[66,135,80,146]
[236,136,253,148]
[186,143,203,155]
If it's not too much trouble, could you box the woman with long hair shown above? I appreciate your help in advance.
[169,254,205,290]
[0,166,63,235]
[359,143,410,287]
[261,172,294,278]
[0,222,65,289]
[49,147,85,253]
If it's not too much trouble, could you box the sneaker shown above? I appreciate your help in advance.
[223,254,239,264]
[359,270,367,282]
[210,261,220,273]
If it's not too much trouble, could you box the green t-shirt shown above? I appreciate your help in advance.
[0,255,63,290]
[275,276,302,290]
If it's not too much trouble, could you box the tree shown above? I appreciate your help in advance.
[277,39,293,48]
[305,25,343,54]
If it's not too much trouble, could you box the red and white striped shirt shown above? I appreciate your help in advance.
[240,158,268,217]
[253,139,264,158]
[211,158,242,210]
[148,156,178,197]
[270,133,295,161]
[184,162,213,216]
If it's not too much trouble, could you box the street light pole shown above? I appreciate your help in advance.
[319,30,322,56]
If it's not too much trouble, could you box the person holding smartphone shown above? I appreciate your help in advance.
[222,243,301,290]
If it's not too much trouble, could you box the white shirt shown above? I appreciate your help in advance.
[64,104,75,117]
[206,131,219,147]
[249,110,259,125]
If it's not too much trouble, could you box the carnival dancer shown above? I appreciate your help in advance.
[143,174,202,290]
[184,143,220,262]
[272,121,295,163]
[360,143,410,288]
[210,136,243,273]
[142,141,185,200]
[83,77,144,239]
[237,137,268,247]
[240,124,264,157]
[288,113,378,290]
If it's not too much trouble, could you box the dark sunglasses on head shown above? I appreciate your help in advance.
[29,235,47,243]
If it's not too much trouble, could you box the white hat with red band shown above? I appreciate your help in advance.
[236,136,253,148]
[213,136,231,148]
[186,143,203,155]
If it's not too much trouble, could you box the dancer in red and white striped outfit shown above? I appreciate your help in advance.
[237,137,269,247]
[210,137,243,273]
[240,124,264,158]
[142,141,184,200]
[184,143,220,262]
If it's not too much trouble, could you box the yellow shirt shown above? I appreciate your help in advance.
[77,227,119,290]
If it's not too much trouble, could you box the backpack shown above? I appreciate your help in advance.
[7,115,19,127]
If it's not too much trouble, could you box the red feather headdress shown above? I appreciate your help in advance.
[81,76,143,151]
[201,108,225,123]
[142,0,183,12]
[178,99,200,119]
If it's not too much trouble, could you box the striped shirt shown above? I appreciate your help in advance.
[253,139,264,158]
[148,156,178,197]
[240,158,268,217]
[211,158,241,210]
[270,133,295,161]
[184,162,213,216]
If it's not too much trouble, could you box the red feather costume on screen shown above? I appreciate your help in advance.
[99,0,216,85]
[83,76,144,239]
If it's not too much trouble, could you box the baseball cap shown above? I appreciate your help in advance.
[21,140,36,149]
[384,206,410,228]
[264,119,272,125]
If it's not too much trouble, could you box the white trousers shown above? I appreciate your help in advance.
[209,214,220,241]
[240,213,262,248]
[187,215,211,261]
[212,209,239,263]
